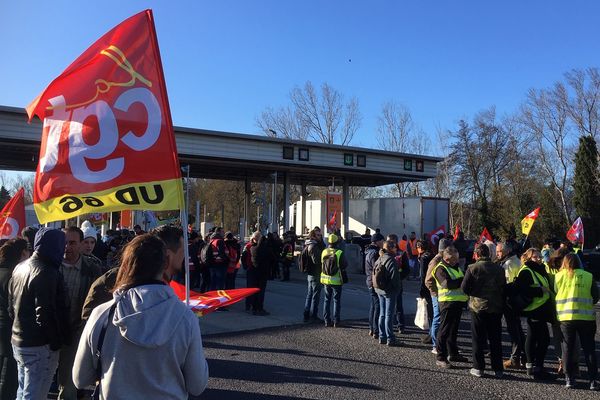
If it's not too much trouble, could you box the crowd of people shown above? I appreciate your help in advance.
[0,222,208,400]
[296,226,598,391]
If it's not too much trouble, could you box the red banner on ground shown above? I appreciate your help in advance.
[26,9,182,224]
[170,281,260,317]
[0,188,25,240]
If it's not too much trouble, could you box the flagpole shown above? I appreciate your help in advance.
[179,166,191,306]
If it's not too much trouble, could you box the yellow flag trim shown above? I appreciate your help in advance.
[34,178,182,224]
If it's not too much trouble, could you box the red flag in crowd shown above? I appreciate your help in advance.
[566,217,584,245]
[0,188,25,240]
[454,224,460,239]
[521,207,541,236]
[26,9,182,224]
[170,281,259,316]
[429,225,446,245]
[479,227,493,244]
[328,210,338,230]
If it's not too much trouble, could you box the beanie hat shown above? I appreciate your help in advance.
[438,238,452,253]
[371,233,385,243]
[328,233,339,244]
[80,220,97,240]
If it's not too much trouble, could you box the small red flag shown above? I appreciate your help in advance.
[479,227,493,244]
[170,281,259,316]
[0,188,26,240]
[454,224,460,239]
[328,210,337,230]
[566,217,584,245]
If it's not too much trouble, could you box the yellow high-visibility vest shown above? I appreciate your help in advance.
[518,266,550,312]
[432,262,468,302]
[320,248,343,286]
[554,269,595,322]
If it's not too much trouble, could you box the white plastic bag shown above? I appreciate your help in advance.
[414,297,429,330]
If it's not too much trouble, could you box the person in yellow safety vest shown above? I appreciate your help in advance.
[431,245,468,369]
[555,253,599,390]
[320,234,348,328]
[512,248,556,381]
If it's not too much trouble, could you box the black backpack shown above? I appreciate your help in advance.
[372,258,391,290]
[321,250,339,276]
[199,241,214,265]
[298,246,312,273]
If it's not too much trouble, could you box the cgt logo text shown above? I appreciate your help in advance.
[58,183,164,213]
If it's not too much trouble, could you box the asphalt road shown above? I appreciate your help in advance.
[200,314,599,400]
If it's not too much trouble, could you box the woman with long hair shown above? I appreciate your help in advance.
[555,253,599,390]
[73,234,208,399]
[513,248,555,380]
[0,238,28,399]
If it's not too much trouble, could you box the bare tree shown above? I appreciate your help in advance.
[520,85,572,226]
[257,81,361,145]
[563,68,600,140]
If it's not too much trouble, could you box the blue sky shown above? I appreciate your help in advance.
[2,0,600,161]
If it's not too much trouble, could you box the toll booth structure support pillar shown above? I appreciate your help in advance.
[342,180,349,238]
[300,184,307,236]
[244,177,252,238]
[283,172,290,233]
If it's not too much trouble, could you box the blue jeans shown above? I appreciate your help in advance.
[368,287,380,335]
[209,266,226,290]
[430,296,440,347]
[395,287,405,330]
[304,275,322,318]
[378,293,397,344]
[323,285,342,324]
[12,344,59,400]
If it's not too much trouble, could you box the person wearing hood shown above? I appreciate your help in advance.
[73,233,208,399]
[374,240,402,346]
[365,233,384,339]
[302,229,325,323]
[9,228,70,400]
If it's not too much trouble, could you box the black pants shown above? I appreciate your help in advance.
[199,267,211,293]
[369,287,380,335]
[436,302,463,361]
[246,268,268,311]
[525,318,550,369]
[560,320,598,380]
[0,354,17,400]
[503,306,525,363]
[471,311,503,371]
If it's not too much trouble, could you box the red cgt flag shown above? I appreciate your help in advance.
[328,210,337,231]
[479,227,493,244]
[26,10,182,224]
[0,188,26,240]
[170,281,259,317]
[566,217,584,245]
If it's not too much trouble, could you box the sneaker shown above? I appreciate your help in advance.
[565,378,576,389]
[431,348,438,355]
[590,380,599,391]
[494,371,504,379]
[436,360,452,369]
[368,330,374,337]
[379,340,386,345]
[448,355,468,363]
[469,368,483,378]
[421,335,433,345]
[503,359,521,370]
[373,334,379,340]
[324,320,332,327]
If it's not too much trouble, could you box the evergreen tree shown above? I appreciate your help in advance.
[573,136,600,248]
[0,186,10,210]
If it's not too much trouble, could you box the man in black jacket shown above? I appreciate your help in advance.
[9,228,69,400]
[461,244,506,378]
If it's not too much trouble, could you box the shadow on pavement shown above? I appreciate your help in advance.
[197,388,315,400]
[206,358,382,391]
